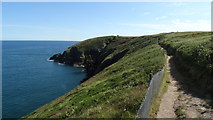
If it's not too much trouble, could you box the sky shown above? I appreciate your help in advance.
[2,2,211,41]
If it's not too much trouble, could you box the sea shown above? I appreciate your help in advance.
[2,41,86,118]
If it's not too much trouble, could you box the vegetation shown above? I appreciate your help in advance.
[160,32,212,72]
[25,32,212,118]
[148,55,170,118]
[159,32,212,96]
[175,105,187,118]
[25,35,165,118]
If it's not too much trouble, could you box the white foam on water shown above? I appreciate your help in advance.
[47,58,54,62]
[58,63,65,65]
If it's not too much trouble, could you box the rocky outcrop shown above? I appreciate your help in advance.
[49,37,129,80]
[49,47,82,65]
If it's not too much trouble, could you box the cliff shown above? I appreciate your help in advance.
[49,36,131,77]
[25,32,212,118]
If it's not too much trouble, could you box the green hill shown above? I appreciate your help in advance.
[24,32,212,118]
[160,32,212,94]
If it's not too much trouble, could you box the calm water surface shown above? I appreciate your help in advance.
[2,41,86,118]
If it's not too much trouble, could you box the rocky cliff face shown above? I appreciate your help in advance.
[49,36,129,77]
[50,47,82,65]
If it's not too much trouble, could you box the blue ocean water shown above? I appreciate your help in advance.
[2,41,86,118]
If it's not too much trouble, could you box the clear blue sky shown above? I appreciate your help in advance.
[3,2,211,41]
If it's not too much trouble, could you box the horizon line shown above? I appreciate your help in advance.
[2,0,212,2]
[1,40,81,41]
[2,31,211,41]
[1,39,80,41]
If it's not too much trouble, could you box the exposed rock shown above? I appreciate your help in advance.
[49,37,129,81]
[174,88,213,119]
[49,53,63,63]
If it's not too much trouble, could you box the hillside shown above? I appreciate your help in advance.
[24,32,212,118]
[159,32,212,95]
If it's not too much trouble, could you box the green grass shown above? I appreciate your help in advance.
[148,32,212,117]
[24,32,212,118]
[25,34,165,118]
[148,55,170,118]
[159,32,212,98]
[160,32,212,72]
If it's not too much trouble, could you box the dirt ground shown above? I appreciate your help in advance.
[157,56,213,118]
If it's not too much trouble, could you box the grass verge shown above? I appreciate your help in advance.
[148,55,170,118]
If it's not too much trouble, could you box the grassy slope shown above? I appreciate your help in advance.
[25,32,212,118]
[25,35,165,118]
[148,55,170,118]
[160,32,212,72]
[148,32,212,117]
[159,32,212,94]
